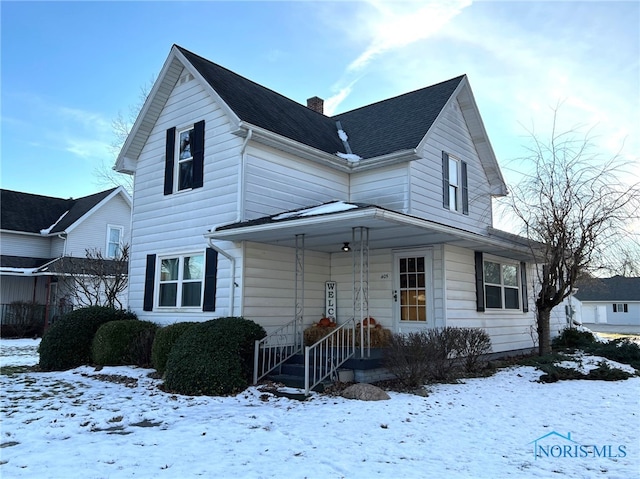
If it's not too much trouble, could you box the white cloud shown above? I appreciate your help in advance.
[324,0,472,114]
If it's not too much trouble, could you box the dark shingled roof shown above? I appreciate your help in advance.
[574,276,640,302]
[0,255,51,269]
[176,45,464,159]
[1,188,117,234]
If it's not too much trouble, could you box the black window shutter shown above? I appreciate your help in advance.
[202,247,218,312]
[143,254,156,311]
[192,120,205,189]
[520,261,528,312]
[461,161,469,215]
[164,127,176,195]
[613,304,617,313]
[474,251,485,312]
[624,304,628,313]
[442,151,450,209]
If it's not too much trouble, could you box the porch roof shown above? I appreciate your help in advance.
[206,202,535,261]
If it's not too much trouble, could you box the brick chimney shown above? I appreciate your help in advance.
[307,96,324,115]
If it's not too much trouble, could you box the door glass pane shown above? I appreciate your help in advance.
[398,256,428,322]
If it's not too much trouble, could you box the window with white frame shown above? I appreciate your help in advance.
[442,152,468,214]
[106,225,123,258]
[176,127,194,191]
[484,260,520,309]
[448,156,460,211]
[613,303,628,313]
[158,253,204,308]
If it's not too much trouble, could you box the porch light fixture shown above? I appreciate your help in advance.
[342,242,351,252]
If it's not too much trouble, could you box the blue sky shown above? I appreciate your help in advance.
[1,1,638,200]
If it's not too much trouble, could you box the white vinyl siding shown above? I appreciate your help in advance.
[127,67,241,322]
[0,233,51,258]
[64,194,131,258]
[350,164,410,212]
[411,100,493,233]
[244,146,349,220]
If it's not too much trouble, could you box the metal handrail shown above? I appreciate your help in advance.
[253,316,303,384]
[304,318,356,395]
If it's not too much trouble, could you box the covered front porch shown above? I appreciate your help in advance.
[206,201,535,393]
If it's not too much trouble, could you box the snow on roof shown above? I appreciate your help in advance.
[40,210,69,235]
[337,129,348,142]
[336,152,362,163]
[272,201,359,221]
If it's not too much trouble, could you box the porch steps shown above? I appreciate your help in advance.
[266,353,332,392]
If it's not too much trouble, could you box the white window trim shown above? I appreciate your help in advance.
[448,154,461,212]
[175,125,194,192]
[156,251,205,310]
[106,224,124,259]
[483,255,521,311]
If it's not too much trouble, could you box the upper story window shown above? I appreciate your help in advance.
[613,303,628,313]
[442,152,468,215]
[177,127,194,191]
[106,225,123,258]
[484,260,520,309]
[164,120,205,195]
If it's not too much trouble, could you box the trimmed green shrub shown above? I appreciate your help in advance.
[38,306,137,371]
[151,322,197,374]
[552,328,596,350]
[92,320,159,367]
[164,317,266,396]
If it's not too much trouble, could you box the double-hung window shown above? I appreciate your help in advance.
[106,225,123,259]
[158,253,204,308]
[613,303,628,313]
[164,120,205,195]
[484,260,520,309]
[442,152,469,215]
[177,127,194,191]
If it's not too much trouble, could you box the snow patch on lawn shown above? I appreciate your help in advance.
[1,339,638,479]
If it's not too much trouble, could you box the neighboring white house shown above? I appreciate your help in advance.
[573,276,640,331]
[115,44,564,356]
[0,187,132,330]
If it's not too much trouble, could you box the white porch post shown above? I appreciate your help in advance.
[295,234,305,344]
[352,227,370,357]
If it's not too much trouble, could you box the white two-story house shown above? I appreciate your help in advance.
[116,45,563,359]
[0,187,131,331]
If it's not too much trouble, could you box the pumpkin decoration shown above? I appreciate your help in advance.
[362,317,377,327]
[318,317,332,327]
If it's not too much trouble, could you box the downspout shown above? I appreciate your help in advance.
[204,128,252,316]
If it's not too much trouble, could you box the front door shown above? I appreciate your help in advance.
[393,250,434,333]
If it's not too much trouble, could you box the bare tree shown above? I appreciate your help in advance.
[95,76,155,193]
[507,112,640,355]
[57,245,130,309]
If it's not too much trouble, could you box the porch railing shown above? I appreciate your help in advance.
[304,318,356,395]
[253,316,304,384]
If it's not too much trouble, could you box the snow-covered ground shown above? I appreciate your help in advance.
[1,338,638,479]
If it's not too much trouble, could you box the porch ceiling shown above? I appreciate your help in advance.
[206,207,535,261]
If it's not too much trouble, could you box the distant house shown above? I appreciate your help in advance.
[115,45,564,385]
[0,187,132,333]
[573,276,640,329]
